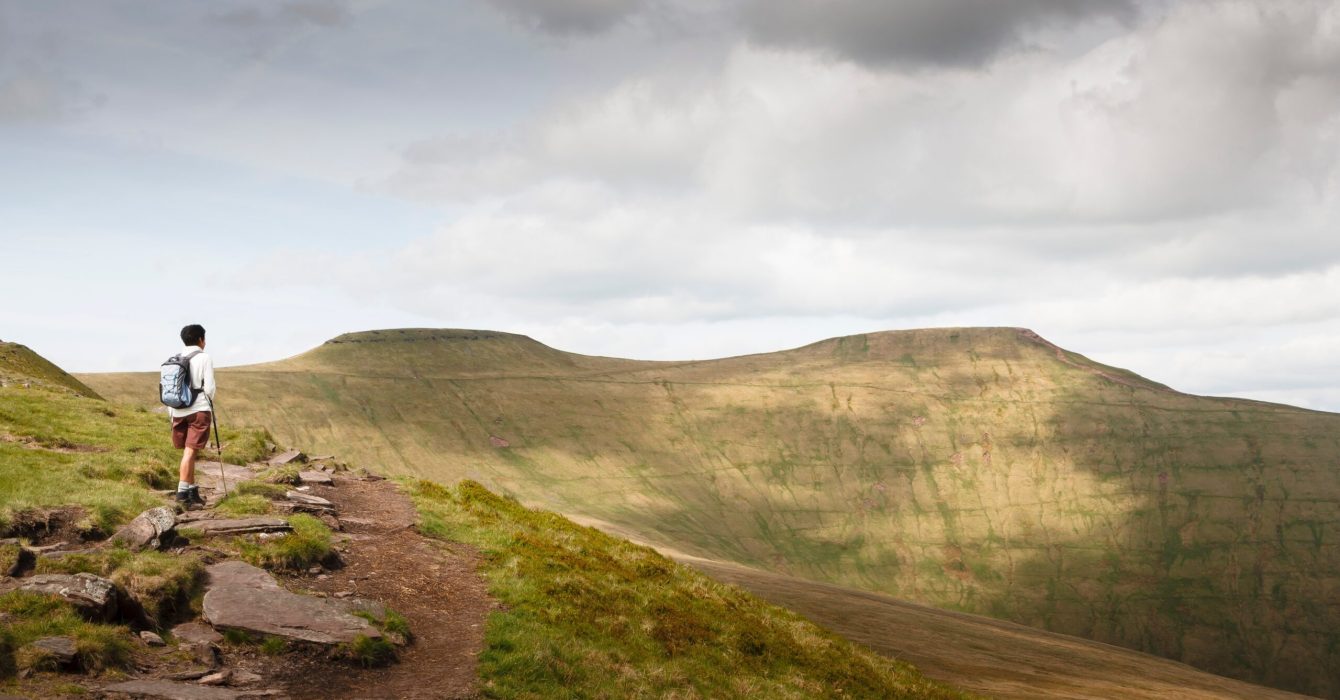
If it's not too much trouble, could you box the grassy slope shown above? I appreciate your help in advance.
[84,326,1340,697]
[411,479,967,699]
[0,341,102,399]
[2,338,972,698]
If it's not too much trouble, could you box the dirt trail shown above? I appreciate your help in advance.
[277,477,493,700]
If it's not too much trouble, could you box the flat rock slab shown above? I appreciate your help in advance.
[203,561,381,645]
[298,471,333,486]
[172,621,224,646]
[0,573,117,621]
[182,518,291,537]
[101,679,246,699]
[30,636,77,664]
[268,449,306,466]
[111,506,177,551]
[195,462,257,494]
[284,491,332,507]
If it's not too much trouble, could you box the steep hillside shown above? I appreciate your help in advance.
[0,340,102,399]
[85,327,1340,697]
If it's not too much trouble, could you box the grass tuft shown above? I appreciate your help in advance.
[234,514,332,572]
[213,493,272,517]
[343,634,396,668]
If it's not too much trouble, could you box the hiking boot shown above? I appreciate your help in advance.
[187,485,207,507]
[174,489,201,511]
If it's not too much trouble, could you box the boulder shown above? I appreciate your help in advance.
[202,561,381,645]
[180,517,291,537]
[110,506,177,551]
[267,449,306,466]
[0,573,117,621]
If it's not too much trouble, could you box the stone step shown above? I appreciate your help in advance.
[180,518,292,537]
[284,491,333,507]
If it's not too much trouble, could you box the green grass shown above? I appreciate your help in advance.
[0,384,273,538]
[411,479,969,699]
[234,514,333,572]
[34,549,204,628]
[0,592,133,675]
[213,493,273,517]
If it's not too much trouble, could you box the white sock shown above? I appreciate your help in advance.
[177,481,190,492]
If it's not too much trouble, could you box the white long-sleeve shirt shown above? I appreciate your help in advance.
[168,346,216,418]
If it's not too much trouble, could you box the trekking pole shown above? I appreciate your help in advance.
[207,396,228,496]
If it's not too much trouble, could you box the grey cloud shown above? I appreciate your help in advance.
[737,0,1136,69]
[486,0,647,36]
[215,1,350,30]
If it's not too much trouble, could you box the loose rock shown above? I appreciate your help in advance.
[284,491,333,508]
[29,636,78,666]
[110,506,177,551]
[202,561,381,645]
[199,669,232,686]
[173,621,224,646]
[139,630,166,646]
[268,449,306,466]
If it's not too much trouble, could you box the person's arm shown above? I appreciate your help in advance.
[201,355,216,400]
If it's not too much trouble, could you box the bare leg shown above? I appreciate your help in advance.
[179,446,198,485]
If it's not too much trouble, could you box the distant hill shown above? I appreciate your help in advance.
[0,340,102,399]
[83,326,1340,697]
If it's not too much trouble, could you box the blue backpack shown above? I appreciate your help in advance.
[159,350,203,409]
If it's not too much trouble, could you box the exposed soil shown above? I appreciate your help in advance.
[265,477,493,700]
[1,505,97,544]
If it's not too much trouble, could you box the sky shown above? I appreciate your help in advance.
[1,0,1338,411]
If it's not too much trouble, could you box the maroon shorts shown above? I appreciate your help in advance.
[171,411,212,450]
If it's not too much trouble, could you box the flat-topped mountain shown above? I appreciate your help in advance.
[84,327,1340,697]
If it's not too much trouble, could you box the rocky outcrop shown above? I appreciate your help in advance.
[110,506,177,551]
[202,561,380,645]
[0,573,117,620]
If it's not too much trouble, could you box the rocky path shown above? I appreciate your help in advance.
[275,477,492,700]
[4,455,492,699]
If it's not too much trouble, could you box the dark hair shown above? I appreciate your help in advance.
[180,324,206,346]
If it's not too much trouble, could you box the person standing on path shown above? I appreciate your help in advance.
[170,324,215,507]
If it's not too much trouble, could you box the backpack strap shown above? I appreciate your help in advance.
[179,349,204,390]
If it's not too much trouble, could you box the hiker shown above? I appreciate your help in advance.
[165,324,215,507]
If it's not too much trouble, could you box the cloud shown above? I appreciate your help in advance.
[736,0,1136,69]
[486,0,648,36]
[384,1,1340,239]
[214,1,351,30]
